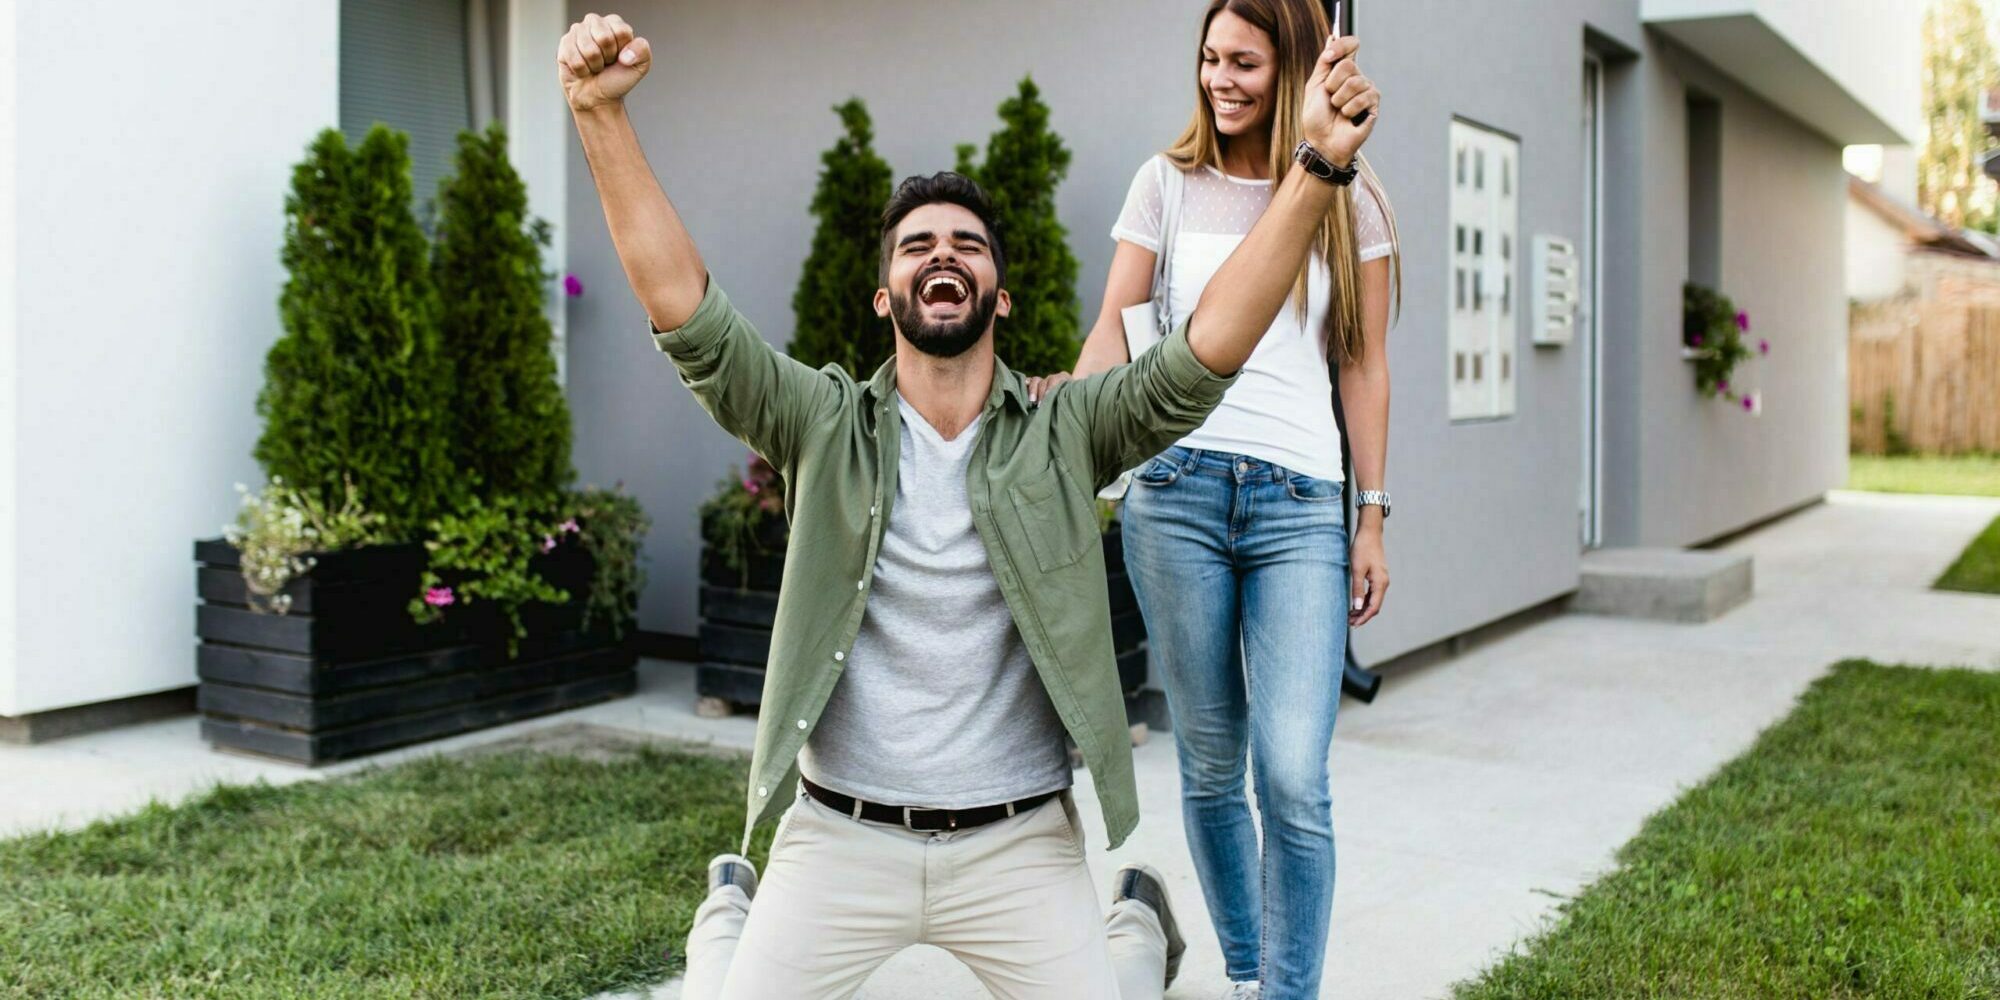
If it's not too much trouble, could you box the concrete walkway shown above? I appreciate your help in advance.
[6,491,1999,999]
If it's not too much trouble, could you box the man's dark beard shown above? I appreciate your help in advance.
[890,284,999,360]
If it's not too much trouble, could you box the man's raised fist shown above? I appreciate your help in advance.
[557,13,650,112]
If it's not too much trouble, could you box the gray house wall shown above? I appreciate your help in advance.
[1615,40,1850,549]
[560,0,1848,664]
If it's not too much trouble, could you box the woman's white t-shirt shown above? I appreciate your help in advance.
[1111,157,1393,483]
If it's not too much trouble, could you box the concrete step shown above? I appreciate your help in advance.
[1572,548,1753,623]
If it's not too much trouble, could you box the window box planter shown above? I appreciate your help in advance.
[193,537,636,764]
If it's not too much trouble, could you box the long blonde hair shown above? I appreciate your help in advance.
[1164,0,1401,366]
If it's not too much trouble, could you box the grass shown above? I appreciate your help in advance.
[0,746,770,999]
[1454,660,2000,1000]
[1847,454,2000,498]
[1936,515,2000,595]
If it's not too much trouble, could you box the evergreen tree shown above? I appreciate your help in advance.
[958,77,1081,377]
[1921,0,1999,231]
[432,124,573,503]
[789,99,896,378]
[256,126,454,537]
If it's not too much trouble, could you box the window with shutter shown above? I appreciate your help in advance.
[340,0,472,220]
[1448,119,1521,421]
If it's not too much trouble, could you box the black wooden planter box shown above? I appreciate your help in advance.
[194,538,637,764]
[695,523,1149,711]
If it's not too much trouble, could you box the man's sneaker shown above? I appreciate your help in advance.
[707,853,758,900]
[1222,981,1263,1000]
[1112,863,1187,989]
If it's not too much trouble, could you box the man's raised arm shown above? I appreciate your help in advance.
[559,14,841,471]
[559,13,702,330]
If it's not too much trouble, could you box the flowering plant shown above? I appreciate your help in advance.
[568,486,650,639]
[700,454,786,585]
[409,495,573,653]
[409,486,650,656]
[224,476,386,614]
[1682,282,1768,414]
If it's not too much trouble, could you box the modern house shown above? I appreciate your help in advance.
[0,1,1921,736]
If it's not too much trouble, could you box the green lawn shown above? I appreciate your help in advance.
[1455,660,2000,1000]
[1847,454,2000,498]
[0,746,768,999]
[1937,515,2000,595]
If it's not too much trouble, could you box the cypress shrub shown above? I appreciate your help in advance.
[956,77,1081,377]
[255,126,454,537]
[788,99,896,379]
[432,124,573,503]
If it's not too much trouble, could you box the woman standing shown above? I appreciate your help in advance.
[1033,2,1399,996]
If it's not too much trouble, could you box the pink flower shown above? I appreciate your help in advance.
[744,478,760,494]
[1718,378,1730,392]
[1735,311,1750,332]
[541,534,557,553]
[563,273,584,298]
[1691,333,1705,347]
[1758,339,1770,356]
[560,518,580,534]
[1741,395,1755,412]
[424,587,455,608]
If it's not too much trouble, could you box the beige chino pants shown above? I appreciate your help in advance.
[684,789,1168,999]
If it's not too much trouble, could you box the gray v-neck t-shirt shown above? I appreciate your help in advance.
[798,394,1072,809]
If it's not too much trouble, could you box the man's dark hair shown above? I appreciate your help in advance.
[878,172,1007,287]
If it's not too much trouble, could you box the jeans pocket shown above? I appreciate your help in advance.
[1285,474,1343,503]
[1131,456,1181,488]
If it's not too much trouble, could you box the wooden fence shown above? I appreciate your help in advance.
[1849,301,2000,454]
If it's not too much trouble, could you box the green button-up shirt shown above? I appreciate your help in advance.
[653,277,1235,850]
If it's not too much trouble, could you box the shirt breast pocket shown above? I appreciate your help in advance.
[1008,461,1096,573]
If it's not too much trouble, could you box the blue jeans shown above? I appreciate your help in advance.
[1121,447,1349,999]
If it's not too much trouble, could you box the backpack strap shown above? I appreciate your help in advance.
[1152,156,1185,339]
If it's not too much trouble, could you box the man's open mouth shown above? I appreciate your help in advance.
[919,271,971,307]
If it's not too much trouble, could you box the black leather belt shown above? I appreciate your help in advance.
[800,777,1060,833]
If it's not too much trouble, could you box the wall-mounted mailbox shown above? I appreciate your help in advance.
[1532,234,1580,347]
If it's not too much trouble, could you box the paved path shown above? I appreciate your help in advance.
[6,491,1998,999]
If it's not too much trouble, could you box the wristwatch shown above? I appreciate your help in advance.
[1356,489,1391,518]
[1294,140,1358,186]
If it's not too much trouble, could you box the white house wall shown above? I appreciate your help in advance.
[7,0,339,715]
[1,0,19,714]
[1845,198,1909,304]
[508,0,570,383]
[1641,0,1922,144]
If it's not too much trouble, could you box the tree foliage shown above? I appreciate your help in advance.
[788,100,896,378]
[256,126,454,537]
[1921,0,1999,232]
[432,124,573,503]
[957,77,1082,377]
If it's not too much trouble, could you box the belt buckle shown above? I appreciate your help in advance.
[903,806,956,833]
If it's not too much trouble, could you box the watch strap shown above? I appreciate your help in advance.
[1294,140,1358,186]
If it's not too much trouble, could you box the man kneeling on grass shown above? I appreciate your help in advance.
[558,12,1380,997]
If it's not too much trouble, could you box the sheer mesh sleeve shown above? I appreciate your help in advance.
[1354,179,1393,262]
[1110,157,1165,253]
